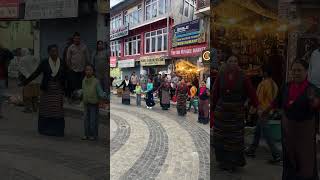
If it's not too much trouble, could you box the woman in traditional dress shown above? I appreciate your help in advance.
[212,55,258,171]
[92,40,108,92]
[117,76,130,105]
[176,79,188,116]
[274,60,320,180]
[20,45,67,137]
[145,78,155,109]
[19,48,41,113]
[157,78,171,110]
[198,81,210,124]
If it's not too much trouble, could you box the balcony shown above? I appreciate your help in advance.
[195,0,210,16]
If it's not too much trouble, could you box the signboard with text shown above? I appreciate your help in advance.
[118,59,135,68]
[0,0,19,19]
[172,19,206,48]
[110,25,129,40]
[171,44,207,57]
[110,57,117,68]
[140,56,165,66]
[24,0,78,20]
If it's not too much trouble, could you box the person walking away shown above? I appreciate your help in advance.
[273,60,320,180]
[117,76,130,105]
[199,81,210,124]
[145,78,155,109]
[130,72,138,93]
[157,79,171,110]
[176,79,188,116]
[20,45,67,137]
[82,65,107,141]
[18,48,41,113]
[66,32,90,104]
[134,82,142,107]
[187,82,198,113]
[245,66,281,163]
[0,45,13,118]
[212,55,259,172]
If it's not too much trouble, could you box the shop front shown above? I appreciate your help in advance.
[170,19,209,82]
[139,55,169,76]
[211,0,288,87]
[110,56,121,79]
[117,59,139,79]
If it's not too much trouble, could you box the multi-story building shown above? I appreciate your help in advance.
[110,0,209,79]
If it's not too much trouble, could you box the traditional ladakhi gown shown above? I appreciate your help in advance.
[159,81,171,110]
[212,67,258,169]
[198,86,210,124]
[118,80,130,105]
[275,79,320,180]
[176,83,188,116]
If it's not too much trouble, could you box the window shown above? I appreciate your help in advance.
[111,40,121,57]
[145,0,168,20]
[124,35,141,56]
[182,0,195,18]
[111,14,123,31]
[124,5,142,26]
[145,28,168,54]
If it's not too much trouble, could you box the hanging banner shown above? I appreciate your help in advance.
[140,56,165,66]
[110,57,117,68]
[118,59,135,68]
[171,44,207,57]
[0,0,19,19]
[24,0,78,20]
[172,19,206,47]
[110,25,129,40]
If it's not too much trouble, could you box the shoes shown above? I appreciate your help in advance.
[268,156,281,164]
[89,137,97,141]
[245,147,256,157]
[82,136,88,140]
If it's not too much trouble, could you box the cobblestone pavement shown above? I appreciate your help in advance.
[0,102,107,180]
[110,96,210,180]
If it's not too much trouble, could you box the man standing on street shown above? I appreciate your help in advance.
[0,44,14,118]
[66,32,90,103]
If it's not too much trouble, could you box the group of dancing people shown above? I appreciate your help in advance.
[211,53,320,180]
[116,73,210,124]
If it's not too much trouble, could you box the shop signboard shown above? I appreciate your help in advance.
[24,0,78,20]
[110,25,129,40]
[110,57,117,68]
[140,56,165,66]
[0,0,19,19]
[172,19,206,47]
[118,59,135,68]
[171,44,207,57]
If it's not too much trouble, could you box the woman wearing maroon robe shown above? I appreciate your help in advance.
[273,60,320,180]
[212,55,259,171]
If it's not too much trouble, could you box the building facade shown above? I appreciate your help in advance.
[110,0,210,80]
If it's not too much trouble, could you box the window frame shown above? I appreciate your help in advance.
[144,28,168,54]
[111,40,121,57]
[124,35,141,56]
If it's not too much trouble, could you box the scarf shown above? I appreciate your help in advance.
[199,86,207,96]
[287,78,309,108]
[125,80,129,86]
[49,57,60,77]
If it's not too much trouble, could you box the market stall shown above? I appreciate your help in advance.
[211,0,289,87]
[174,60,203,82]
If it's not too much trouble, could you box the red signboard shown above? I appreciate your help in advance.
[0,0,19,19]
[171,44,208,57]
[110,57,117,68]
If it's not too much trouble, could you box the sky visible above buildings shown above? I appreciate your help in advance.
[111,0,125,8]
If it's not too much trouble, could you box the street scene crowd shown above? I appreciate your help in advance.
[113,71,211,124]
[0,32,109,141]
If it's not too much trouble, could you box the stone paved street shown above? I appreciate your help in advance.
[0,101,107,180]
[110,96,210,180]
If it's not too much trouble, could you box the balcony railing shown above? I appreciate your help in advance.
[197,0,210,10]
